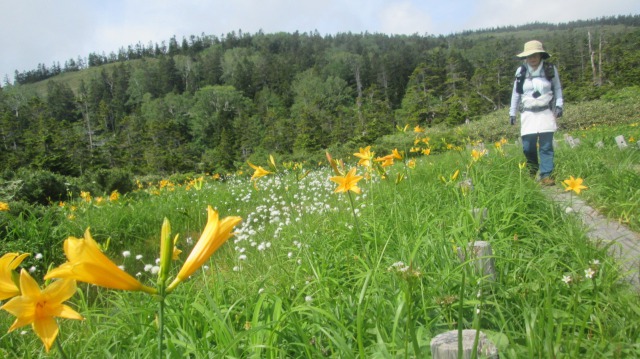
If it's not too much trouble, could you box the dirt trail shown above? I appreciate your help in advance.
[544,187,640,290]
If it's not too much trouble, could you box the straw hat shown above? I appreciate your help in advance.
[516,40,550,59]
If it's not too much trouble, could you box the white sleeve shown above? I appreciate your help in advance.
[509,67,523,117]
[552,66,563,108]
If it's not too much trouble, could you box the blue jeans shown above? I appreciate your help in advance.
[521,132,554,179]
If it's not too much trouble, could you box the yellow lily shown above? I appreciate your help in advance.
[167,206,242,292]
[109,190,120,201]
[375,155,395,168]
[562,176,588,194]
[1,269,83,352]
[268,154,278,172]
[44,229,156,294]
[0,201,9,211]
[353,146,375,168]
[471,149,487,161]
[248,162,272,181]
[0,252,30,300]
[330,168,364,194]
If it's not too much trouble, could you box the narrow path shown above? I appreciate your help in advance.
[544,186,640,290]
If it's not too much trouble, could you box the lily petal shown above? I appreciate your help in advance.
[168,206,241,291]
[45,229,152,292]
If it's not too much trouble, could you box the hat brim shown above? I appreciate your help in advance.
[516,50,550,59]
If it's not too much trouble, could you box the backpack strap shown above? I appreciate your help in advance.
[543,62,555,81]
[515,64,526,94]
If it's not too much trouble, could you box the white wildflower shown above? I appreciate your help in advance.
[122,251,131,258]
[585,267,596,279]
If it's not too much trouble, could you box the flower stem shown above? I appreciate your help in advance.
[157,286,166,358]
[55,334,69,359]
[347,191,367,264]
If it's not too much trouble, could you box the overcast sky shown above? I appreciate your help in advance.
[1,0,639,83]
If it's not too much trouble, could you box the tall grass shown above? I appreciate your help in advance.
[2,134,639,357]
[2,92,640,357]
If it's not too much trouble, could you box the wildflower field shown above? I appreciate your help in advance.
[1,105,640,357]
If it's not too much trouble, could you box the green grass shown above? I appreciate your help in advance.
[1,95,640,358]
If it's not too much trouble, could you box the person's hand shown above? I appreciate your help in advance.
[510,116,516,125]
[554,106,563,118]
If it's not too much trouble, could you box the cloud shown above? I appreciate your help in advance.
[379,1,435,35]
[465,0,640,31]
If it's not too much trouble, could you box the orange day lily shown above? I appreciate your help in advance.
[0,252,30,300]
[44,229,156,294]
[1,269,83,352]
[330,167,364,194]
[167,206,242,292]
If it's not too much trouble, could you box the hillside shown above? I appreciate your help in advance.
[1,15,639,178]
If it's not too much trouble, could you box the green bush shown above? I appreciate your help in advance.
[601,86,640,103]
[10,168,73,205]
[85,168,135,195]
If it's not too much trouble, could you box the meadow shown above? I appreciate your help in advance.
[1,96,639,358]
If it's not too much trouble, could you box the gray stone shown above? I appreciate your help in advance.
[615,135,628,149]
[431,329,498,359]
[564,134,577,148]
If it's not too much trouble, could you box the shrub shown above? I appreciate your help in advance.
[10,168,73,205]
[601,86,640,103]
[85,168,135,195]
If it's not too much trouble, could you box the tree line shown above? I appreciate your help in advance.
[1,15,639,177]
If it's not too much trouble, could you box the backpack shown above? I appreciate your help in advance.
[515,62,557,112]
[515,62,555,95]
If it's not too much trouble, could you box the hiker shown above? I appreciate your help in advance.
[509,40,563,186]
